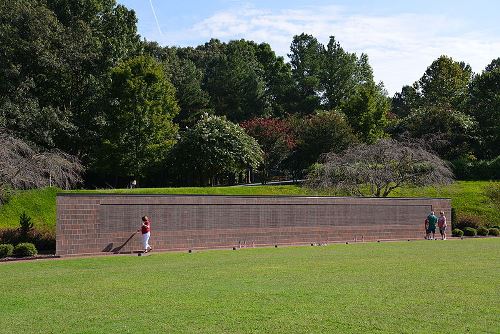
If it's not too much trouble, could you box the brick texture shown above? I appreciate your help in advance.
[56,195,451,256]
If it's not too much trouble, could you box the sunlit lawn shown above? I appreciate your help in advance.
[1,238,499,333]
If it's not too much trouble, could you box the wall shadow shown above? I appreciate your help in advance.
[101,233,137,254]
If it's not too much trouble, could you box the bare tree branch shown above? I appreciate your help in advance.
[0,129,83,198]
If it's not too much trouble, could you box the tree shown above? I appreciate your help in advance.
[0,130,83,202]
[254,43,296,118]
[391,84,420,118]
[394,105,477,160]
[203,40,269,122]
[169,115,263,186]
[417,55,472,109]
[467,58,500,159]
[0,0,141,162]
[0,0,73,148]
[288,34,324,114]
[307,139,453,197]
[341,82,389,143]
[143,42,211,128]
[285,111,358,178]
[98,55,179,182]
[240,118,296,183]
[321,36,360,109]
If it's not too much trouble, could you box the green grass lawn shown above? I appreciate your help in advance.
[1,239,499,333]
[0,181,498,230]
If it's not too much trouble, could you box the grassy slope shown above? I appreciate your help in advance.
[390,181,499,225]
[0,239,499,333]
[0,181,498,230]
[0,187,58,231]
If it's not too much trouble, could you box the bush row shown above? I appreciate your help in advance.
[0,228,55,252]
[452,227,499,237]
[451,156,500,180]
[0,242,37,258]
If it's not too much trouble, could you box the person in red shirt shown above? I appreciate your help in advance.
[137,216,152,253]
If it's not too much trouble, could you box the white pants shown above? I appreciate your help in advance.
[142,232,150,250]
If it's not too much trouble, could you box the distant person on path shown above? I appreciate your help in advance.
[438,211,447,240]
[426,211,438,240]
[137,216,152,253]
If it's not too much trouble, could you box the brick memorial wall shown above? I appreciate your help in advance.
[56,194,451,256]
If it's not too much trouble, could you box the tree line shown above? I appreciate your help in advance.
[1,0,498,190]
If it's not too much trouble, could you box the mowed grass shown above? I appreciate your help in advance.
[1,239,499,333]
[0,181,498,230]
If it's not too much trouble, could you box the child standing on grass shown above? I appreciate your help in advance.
[438,211,447,240]
[138,216,152,253]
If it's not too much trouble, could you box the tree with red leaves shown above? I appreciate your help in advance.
[241,118,296,183]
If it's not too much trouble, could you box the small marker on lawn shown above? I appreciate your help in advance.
[188,249,192,253]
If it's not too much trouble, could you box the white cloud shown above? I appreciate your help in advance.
[155,5,500,95]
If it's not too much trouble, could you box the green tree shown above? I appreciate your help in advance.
[395,106,477,160]
[203,40,269,122]
[341,82,389,143]
[286,111,358,177]
[417,55,472,109]
[170,115,263,186]
[99,55,179,181]
[143,42,211,128]
[0,0,72,147]
[255,43,296,118]
[288,34,324,114]
[0,0,140,161]
[391,84,420,118]
[321,36,360,109]
[467,58,500,159]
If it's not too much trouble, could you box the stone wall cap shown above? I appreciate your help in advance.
[57,193,451,200]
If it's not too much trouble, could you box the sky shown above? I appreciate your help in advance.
[117,0,500,95]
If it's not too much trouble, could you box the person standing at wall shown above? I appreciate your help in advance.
[138,216,152,253]
[438,211,447,240]
[426,211,438,240]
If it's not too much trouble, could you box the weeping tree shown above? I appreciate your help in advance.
[307,138,453,197]
[0,130,83,202]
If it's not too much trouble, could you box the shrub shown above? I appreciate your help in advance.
[452,228,464,237]
[19,211,33,237]
[0,228,55,253]
[488,228,500,236]
[451,156,500,180]
[454,214,483,230]
[477,227,489,236]
[13,242,38,257]
[463,227,477,237]
[0,244,14,258]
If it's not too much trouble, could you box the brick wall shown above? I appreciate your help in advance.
[56,194,451,256]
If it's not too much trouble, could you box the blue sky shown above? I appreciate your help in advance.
[118,0,500,94]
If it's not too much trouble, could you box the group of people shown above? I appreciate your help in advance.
[136,211,449,253]
[425,211,447,240]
